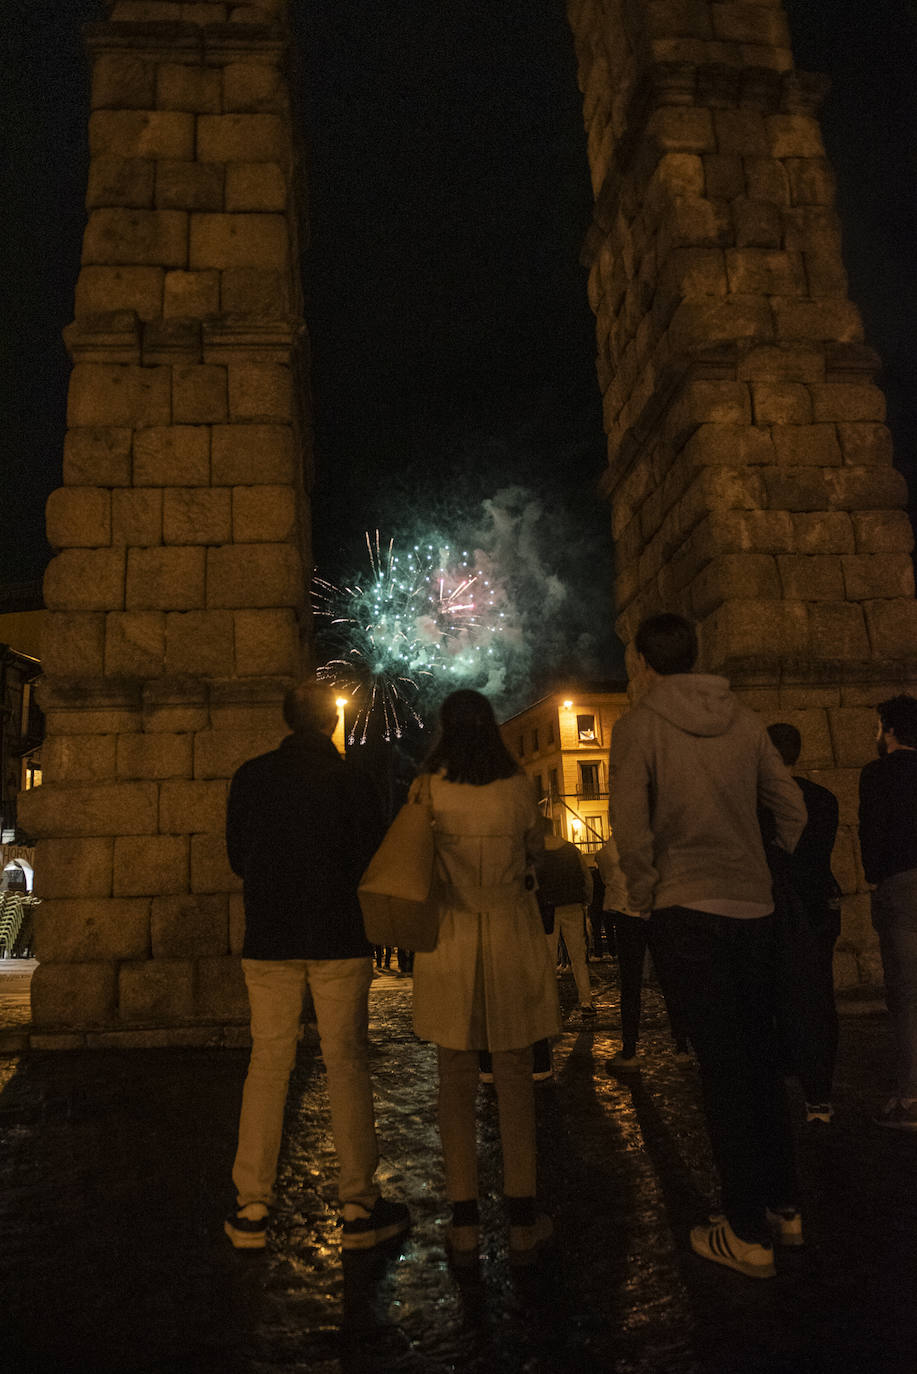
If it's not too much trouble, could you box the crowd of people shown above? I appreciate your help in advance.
[220,612,917,1284]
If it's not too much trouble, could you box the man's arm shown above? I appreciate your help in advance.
[608,716,657,913]
[757,734,807,853]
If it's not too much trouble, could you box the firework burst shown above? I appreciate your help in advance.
[313,530,507,743]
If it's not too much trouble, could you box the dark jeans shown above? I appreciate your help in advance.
[611,912,690,1058]
[777,911,840,1104]
[589,911,617,958]
[650,907,798,1243]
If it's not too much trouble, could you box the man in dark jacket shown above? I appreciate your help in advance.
[223,681,409,1250]
[859,694,917,1131]
[767,723,840,1124]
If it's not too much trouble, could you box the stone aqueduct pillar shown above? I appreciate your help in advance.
[21,0,308,1044]
[567,0,917,984]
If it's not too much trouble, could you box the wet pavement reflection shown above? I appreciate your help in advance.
[0,964,914,1373]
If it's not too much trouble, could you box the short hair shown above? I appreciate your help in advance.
[421,689,519,785]
[282,681,338,734]
[877,694,917,749]
[767,722,801,767]
[634,613,698,676]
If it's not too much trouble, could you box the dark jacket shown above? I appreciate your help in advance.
[226,730,386,960]
[789,776,839,917]
[859,749,917,886]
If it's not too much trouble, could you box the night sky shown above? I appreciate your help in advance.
[2,0,916,687]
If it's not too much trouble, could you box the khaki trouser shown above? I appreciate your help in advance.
[233,956,378,1209]
[437,1045,536,1201]
[549,903,593,1008]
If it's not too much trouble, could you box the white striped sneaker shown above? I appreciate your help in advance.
[689,1217,776,1278]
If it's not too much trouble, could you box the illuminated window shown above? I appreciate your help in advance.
[580,762,600,798]
[577,714,596,743]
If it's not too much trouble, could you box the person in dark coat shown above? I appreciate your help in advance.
[766,723,841,1124]
[223,680,409,1251]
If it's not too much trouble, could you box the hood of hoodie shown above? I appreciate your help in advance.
[643,673,736,738]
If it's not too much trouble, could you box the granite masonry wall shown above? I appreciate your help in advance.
[566,0,917,985]
[19,0,309,1045]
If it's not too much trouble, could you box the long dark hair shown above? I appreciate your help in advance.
[420,689,520,786]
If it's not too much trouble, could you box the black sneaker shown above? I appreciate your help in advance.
[225,1202,269,1249]
[341,1197,410,1251]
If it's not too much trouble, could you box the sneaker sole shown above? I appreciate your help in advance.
[342,1218,410,1251]
[224,1221,267,1250]
[690,1225,775,1279]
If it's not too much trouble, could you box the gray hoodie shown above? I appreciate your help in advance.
[609,673,807,915]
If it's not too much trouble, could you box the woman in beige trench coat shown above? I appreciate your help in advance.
[409,690,560,1266]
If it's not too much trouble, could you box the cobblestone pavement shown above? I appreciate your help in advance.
[0,963,915,1374]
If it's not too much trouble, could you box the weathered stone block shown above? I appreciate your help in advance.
[222,61,286,112]
[111,488,163,547]
[210,424,294,484]
[864,599,917,659]
[113,835,189,896]
[205,543,301,608]
[828,706,881,767]
[229,890,245,953]
[68,364,171,428]
[31,962,117,1028]
[172,364,227,423]
[771,424,841,467]
[125,546,206,610]
[705,508,795,553]
[701,152,744,200]
[109,1,185,17]
[652,151,706,200]
[233,608,300,676]
[40,612,106,676]
[151,894,228,958]
[156,64,222,113]
[766,114,825,159]
[189,213,288,269]
[36,837,114,899]
[193,727,283,780]
[191,832,240,893]
[92,53,155,109]
[224,161,287,212]
[835,423,894,467]
[737,343,825,383]
[154,161,224,215]
[161,488,231,546]
[681,423,774,466]
[792,512,854,554]
[21,781,159,839]
[118,958,195,1021]
[75,266,163,320]
[195,955,249,1019]
[648,107,716,153]
[713,108,768,156]
[64,427,133,486]
[707,598,809,659]
[842,554,915,602]
[231,485,295,542]
[163,269,220,317]
[851,512,914,555]
[34,898,151,961]
[659,246,727,297]
[82,209,188,267]
[104,611,166,676]
[86,157,155,209]
[164,609,235,674]
[743,157,790,207]
[133,426,210,486]
[116,732,193,781]
[725,248,804,295]
[711,3,789,45]
[777,555,844,601]
[785,157,836,206]
[141,689,208,735]
[89,110,194,161]
[197,114,287,163]
[227,364,292,421]
[42,735,117,784]
[669,382,752,442]
[732,198,783,249]
[772,298,864,343]
[804,249,848,298]
[46,487,111,549]
[826,466,908,511]
[808,603,871,661]
[750,383,812,426]
[220,266,289,314]
[44,548,126,611]
[690,554,779,616]
[159,779,229,835]
[810,384,886,423]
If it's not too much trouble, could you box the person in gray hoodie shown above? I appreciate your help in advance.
[609,613,807,1280]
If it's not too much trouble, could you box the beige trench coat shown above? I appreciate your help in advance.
[410,771,561,1052]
